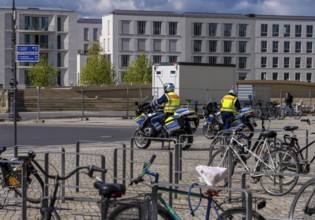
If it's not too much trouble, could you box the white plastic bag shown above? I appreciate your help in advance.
[195,166,227,186]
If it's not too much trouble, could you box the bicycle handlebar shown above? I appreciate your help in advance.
[129,154,156,186]
[301,119,311,125]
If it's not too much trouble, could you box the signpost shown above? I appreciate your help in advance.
[16,44,40,62]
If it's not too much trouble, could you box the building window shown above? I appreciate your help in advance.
[307,42,313,53]
[284,41,290,53]
[307,25,313,37]
[295,25,302,37]
[272,41,279,52]
[208,56,217,64]
[223,57,232,65]
[121,55,130,67]
[209,23,217,36]
[272,72,278,80]
[121,38,130,51]
[238,57,247,69]
[295,72,301,81]
[261,41,267,52]
[209,40,217,52]
[169,56,177,62]
[137,21,146,35]
[224,23,232,37]
[284,57,290,68]
[261,72,267,80]
[169,22,177,35]
[284,24,291,37]
[284,72,289,80]
[223,41,232,53]
[138,39,146,51]
[153,21,162,35]
[261,24,268,36]
[238,41,247,53]
[238,73,247,80]
[169,39,177,52]
[153,39,162,51]
[295,41,301,53]
[121,20,130,34]
[307,57,312,68]
[272,57,278,68]
[193,40,202,52]
[261,57,267,68]
[238,24,247,37]
[193,23,202,36]
[57,53,61,67]
[295,57,301,68]
[272,24,279,37]
[93,28,98,41]
[307,73,312,82]
[152,55,162,63]
[84,28,89,41]
[84,43,89,53]
[193,56,202,63]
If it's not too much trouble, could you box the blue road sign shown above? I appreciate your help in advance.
[17,54,39,62]
[17,45,39,53]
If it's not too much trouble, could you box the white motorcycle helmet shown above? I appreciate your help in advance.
[228,89,237,96]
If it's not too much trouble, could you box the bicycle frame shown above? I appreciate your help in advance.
[144,169,224,220]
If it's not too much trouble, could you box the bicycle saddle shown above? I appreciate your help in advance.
[94,181,126,198]
[283,126,298,132]
[261,130,277,138]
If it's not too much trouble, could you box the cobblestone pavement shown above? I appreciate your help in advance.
[0,116,314,219]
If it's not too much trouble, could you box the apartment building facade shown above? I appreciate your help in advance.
[255,15,315,82]
[0,7,77,88]
[101,10,315,83]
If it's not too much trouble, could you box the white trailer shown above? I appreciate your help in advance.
[152,62,236,105]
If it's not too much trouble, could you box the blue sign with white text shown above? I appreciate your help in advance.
[17,54,39,62]
[17,45,39,53]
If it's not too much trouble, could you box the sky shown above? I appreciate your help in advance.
[2,0,315,18]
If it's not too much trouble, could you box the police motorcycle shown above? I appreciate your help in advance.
[134,97,199,150]
[202,101,257,139]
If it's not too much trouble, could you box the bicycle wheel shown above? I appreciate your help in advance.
[108,203,175,220]
[13,172,44,204]
[268,107,278,120]
[259,149,299,196]
[289,178,315,219]
[208,146,235,185]
[219,207,266,220]
[209,136,226,159]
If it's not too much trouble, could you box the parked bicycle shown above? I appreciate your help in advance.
[208,127,299,196]
[0,146,44,205]
[126,154,266,219]
[280,119,315,175]
[289,177,315,219]
[277,103,302,120]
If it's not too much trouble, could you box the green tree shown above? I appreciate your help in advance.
[123,53,152,84]
[27,57,58,87]
[80,43,115,85]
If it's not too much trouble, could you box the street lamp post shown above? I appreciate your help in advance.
[9,0,21,145]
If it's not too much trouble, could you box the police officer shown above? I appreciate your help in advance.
[150,83,180,134]
[220,89,241,130]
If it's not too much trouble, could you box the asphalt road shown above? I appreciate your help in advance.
[0,123,136,147]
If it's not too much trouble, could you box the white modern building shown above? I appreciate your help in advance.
[0,6,77,88]
[76,18,102,84]
[255,15,315,82]
[101,10,315,83]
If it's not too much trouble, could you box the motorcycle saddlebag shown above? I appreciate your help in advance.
[165,115,184,132]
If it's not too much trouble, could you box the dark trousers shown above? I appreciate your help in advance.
[221,111,234,130]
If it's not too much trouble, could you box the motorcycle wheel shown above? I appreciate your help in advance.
[241,123,254,139]
[176,130,194,150]
[202,124,216,139]
[134,129,151,149]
